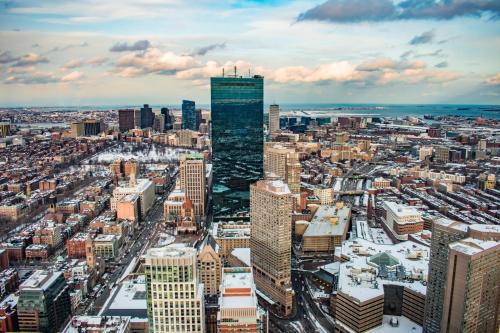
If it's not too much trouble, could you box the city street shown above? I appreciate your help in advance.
[77,183,173,316]
[267,264,335,333]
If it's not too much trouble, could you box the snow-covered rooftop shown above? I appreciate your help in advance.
[337,238,430,303]
[303,205,351,237]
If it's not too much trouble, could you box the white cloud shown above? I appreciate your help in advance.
[269,62,362,83]
[379,68,461,84]
[485,73,500,85]
[10,0,183,22]
[62,57,108,70]
[357,57,426,71]
[5,71,58,84]
[7,66,36,74]
[113,48,197,77]
[61,71,84,82]
[63,59,84,69]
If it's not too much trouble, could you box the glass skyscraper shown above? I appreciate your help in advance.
[211,75,264,216]
[140,104,154,128]
[182,100,197,130]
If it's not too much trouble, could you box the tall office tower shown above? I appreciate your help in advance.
[211,74,264,216]
[118,109,136,132]
[0,122,11,138]
[440,237,500,333]
[182,100,197,130]
[250,179,293,316]
[197,236,221,296]
[18,270,71,333]
[419,146,433,161]
[195,109,203,131]
[263,143,301,193]
[434,146,450,163]
[70,119,103,137]
[83,119,103,136]
[153,113,165,132]
[140,104,154,128]
[218,267,263,333]
[134,109,142,128]
[71,121,85,138]
[143,247,205,333]
[268,104,280,134]
[161,107,173,131]
[423,218,468,333]
[179,153,206,224]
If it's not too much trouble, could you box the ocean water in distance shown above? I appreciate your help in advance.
[5,103,500,119]
[275,104,500,119]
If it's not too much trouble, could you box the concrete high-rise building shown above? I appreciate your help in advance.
[179,153,206,223]
[143,247,205,333]
[18,270,71,333]
[268,104,280,134]
[134,109,142,128]
[440,237,500,333]
[478,138,487,151]
[423,220,500,333]
[111,178,155,219]
[419,146,433,161]
[197,236,221,296]
[140,104,154,128]
[0,122,11,138]
[182,100,197,130]
[211,74,264,215]
[250,179,293,316]
[434,146,450,163]
[70,119,103,137]
[335,132,349,144]
[70,122,85,138]
[153,113,165,133]
[263,143,300,193]
[195,109,203,131]
[218,267,264,333]
[423,218,469,333]
[478,173,496,190]
[118,109,136,132]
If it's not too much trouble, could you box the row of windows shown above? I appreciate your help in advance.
[154,324,202,332]
[152,292,196,299]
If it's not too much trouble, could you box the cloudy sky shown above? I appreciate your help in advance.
[0,0,499,106]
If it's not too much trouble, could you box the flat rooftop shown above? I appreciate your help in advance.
[253,179,290,195]
[337,238,430,303]
[20,270,62,291]
[450,237,499,256]
[231,248,251,266]
[220,267,256,310]
[63,316,130,333]
[94,234,117,242]
[102,276,147,318]
[434,217,469,232]
[212,222,251,239]
[383,201,421,218]
[336,315,422,333]
[303,205,351,237]
[114,178,153,194]
[145,246,195,259]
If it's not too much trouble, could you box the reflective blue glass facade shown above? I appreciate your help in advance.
[182,100,197,130]
[211,75,264,216]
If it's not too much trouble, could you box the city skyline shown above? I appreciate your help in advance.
[1,0,500,106]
